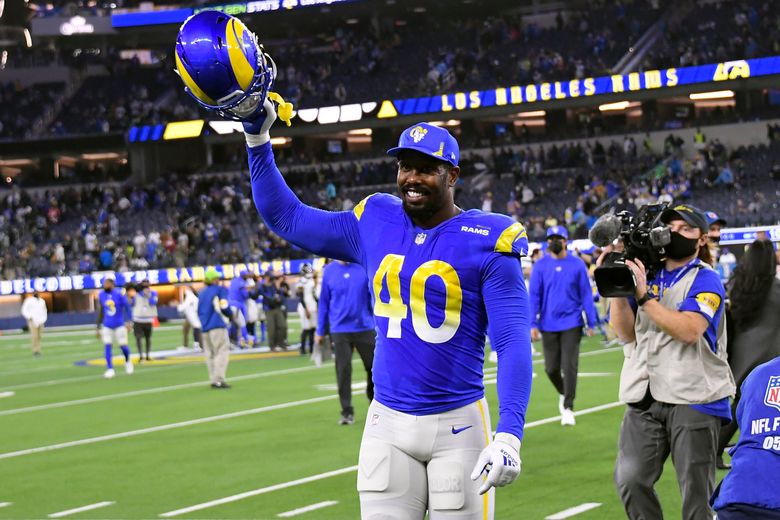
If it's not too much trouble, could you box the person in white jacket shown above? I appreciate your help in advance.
[177,286,201,349]
[21,292,47,357]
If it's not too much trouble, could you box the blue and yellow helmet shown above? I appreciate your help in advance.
[174,11,275,121]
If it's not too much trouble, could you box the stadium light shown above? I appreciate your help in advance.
[348,128,372,136]
[689,90,734,100]
[270,137,291,146]
[516,110,546,118]
[428,120,460,127]
[598,101,631,112]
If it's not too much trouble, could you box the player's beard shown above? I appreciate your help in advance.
[400,180,445,224]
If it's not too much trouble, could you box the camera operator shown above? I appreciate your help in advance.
[609,204,735,520]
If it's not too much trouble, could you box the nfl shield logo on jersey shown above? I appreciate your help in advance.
[415,233,427,245]
[765,375,780,412]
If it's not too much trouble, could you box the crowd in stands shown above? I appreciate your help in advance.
[3,120,777,279]
[642,0,780,69]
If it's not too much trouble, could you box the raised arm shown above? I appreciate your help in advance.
[244,100,362,263]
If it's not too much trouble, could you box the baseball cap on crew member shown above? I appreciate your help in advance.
[204,267,221,282]
[660,204,709,232]
[546,225,569,239]
[387,123,460,166]
[704,210,727,227]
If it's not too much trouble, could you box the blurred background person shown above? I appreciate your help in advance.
[21,291,47,357]
[197,267,233,389]
[96,275,133,379]
[530,225,598,426]
[296,263,317,357]
[260,271,289,352]
[130,280,158,362]
[177,286,201,350]
[246,274,260,348]
[717,239,780,469]
[228,270,253,348]
[315,260,375,425]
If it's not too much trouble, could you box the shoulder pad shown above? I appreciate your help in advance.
[352,193,400,221]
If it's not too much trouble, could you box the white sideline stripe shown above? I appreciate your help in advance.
[48,501,114,518]
[545,502,602,519]
[0,392,14,399]
[0,395,338,460]
[1,363,193,391]
[0,502,12,508]
[159,399,623,517]
[0,363,333,417]
[578,372,613,377]
[523,402,623,429]
[277,500,339,518]
[159,470,355,517]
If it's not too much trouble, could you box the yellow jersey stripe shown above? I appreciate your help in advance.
[352,194,377,221]
[175,52,215,105]
[494,222,528,252]
[225,18,255,91]
[476,399,491,520]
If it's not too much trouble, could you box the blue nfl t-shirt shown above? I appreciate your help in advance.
[712,357,780,511]
[98,289,131,328]
[646,259,730,421]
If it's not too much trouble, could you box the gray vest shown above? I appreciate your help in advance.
[619,263,736,404]
[132,294,158,323]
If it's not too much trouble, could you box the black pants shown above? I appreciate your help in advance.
[332,330,375,417]
[541,326,582,410]
[300,328,314,354]
[133,322,153,359]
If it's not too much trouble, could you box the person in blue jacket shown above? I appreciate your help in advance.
[530,225,598,426]
[315,260,375,425]
[711,356,780,519]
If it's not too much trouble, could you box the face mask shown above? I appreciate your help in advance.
[548,239,564,254]
[709,235,720,244]
[103,287,113,293]
[666,231,699,260]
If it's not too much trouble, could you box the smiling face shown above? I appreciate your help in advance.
[396,150,459,227]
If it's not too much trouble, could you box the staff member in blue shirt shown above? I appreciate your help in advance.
[197,267,233,389]
[316,260,375,425]
[530,225,598,426]
[711,356,780,519]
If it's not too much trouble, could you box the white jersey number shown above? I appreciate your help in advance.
[373,254,462,343]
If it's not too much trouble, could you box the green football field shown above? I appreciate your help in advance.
[0,321,732,519]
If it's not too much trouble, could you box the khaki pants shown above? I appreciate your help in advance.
[28,321,42,354]
[266,308,287,350]
[202,328,230,384]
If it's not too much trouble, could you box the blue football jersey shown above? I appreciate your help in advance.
[354,194,529,415]
[98,289,131,328]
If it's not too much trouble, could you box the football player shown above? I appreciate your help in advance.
[175,14,531,517]
[239,100,531,519]
[96,275,134,378]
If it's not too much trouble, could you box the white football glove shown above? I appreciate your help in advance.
[470,432,521,495]
[243,97,277,147]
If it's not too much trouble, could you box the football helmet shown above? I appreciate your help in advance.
[300,263,314,277]
[174,10,276,122]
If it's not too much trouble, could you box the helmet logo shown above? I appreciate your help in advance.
[410,126,428,143]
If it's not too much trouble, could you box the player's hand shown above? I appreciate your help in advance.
[96,328,101,339]
[125,322,132,331]
[242,97,277,145]
[530,328,540,342]
[305,310,310,320]
[470,432,521,495]
[624,258,648,300]
[585,327,594,337]
[315,334,323,346]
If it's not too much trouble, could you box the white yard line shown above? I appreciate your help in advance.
[0,395,338,460]
[277,500,339,518]
[545,502,602,519]
[159,399,624,517]
[0,364,332,417]
[0,392,14,399]
[48,501,115,518]
[0,502,12,508]
[159,469,355,517]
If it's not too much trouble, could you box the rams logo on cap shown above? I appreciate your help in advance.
[410,126,428,143]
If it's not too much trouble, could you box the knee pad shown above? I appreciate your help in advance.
[427,459,465,511]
